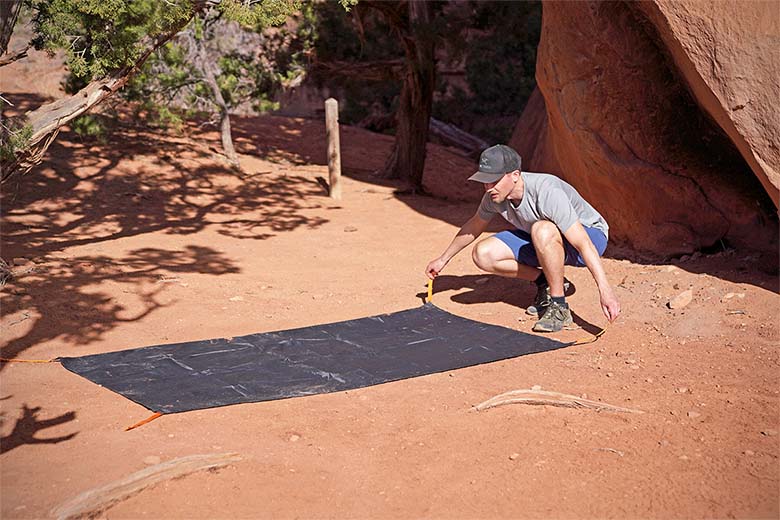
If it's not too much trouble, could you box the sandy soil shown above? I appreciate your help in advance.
[1,46,779,519]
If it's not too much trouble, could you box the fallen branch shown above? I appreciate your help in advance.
[474,389,644,414]
[429,117,488,156]
[51,452,242,520]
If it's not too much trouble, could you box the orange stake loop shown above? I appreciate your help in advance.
[125,412,164,431]
[568,323,609,346]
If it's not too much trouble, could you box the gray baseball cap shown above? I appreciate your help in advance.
[468,144,522,183]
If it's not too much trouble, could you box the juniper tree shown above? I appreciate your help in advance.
[0,0,322,183]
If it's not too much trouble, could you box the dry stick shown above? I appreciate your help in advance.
[474,389,644,414]
[325,98,342,200]
[51,452,242,520]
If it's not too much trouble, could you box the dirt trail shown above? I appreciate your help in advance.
[1,50,778,519]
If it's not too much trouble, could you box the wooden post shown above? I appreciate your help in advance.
[325,98,342,200]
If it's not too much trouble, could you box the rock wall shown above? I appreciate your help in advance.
[512,0,778,255]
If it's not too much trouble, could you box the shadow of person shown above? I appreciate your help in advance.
[569,310,604,337]
[1,404,78,455]
[419,274,578,310]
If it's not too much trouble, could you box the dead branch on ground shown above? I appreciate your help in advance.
[51,452,242,520]
[474,389,644,414]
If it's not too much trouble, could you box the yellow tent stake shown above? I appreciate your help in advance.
[427,279,433,303]
[0,357,58,363]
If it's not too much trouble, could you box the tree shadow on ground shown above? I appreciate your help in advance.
[1,122,333,364]
[0,404,78,455]
[2,123,329,258]
[1,93,57,118]
[0,246,238,367]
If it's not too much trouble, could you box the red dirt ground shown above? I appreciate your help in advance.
[1,44,779,520]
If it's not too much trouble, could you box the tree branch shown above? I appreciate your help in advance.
[1,17,197,183]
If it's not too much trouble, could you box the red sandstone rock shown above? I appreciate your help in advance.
[512,1,778,255]
[636,0,779,208]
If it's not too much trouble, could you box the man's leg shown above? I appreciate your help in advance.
[531,220,566,297]
[471,236,540,280]
[530,220,573,332]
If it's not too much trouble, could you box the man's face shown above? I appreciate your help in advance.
[484,172,513,203]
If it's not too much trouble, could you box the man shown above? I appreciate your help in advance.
[425,144,620,332]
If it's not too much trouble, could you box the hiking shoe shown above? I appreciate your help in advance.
[526,279,572,316]
[532,301,574,333]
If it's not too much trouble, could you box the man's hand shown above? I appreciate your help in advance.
[599,285,621,322]
[425,257,448,279]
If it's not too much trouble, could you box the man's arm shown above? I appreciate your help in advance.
[425,212,491,279]
[562,221,621,322]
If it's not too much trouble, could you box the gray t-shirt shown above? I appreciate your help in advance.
[477,171,609,238]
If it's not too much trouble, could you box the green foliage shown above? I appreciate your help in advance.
[220,0,299,28]
[307,2,403,126]
[28,0,194,87]
[0,121,33,163]
[308,0,542,143]
[70,113,109,142]
[462,1,541,116]
[123,2,307,131]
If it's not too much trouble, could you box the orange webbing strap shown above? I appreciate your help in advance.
[426,279,433,304]
[568,322,609,346]
[0,357,59,363]
[125,412,164,431]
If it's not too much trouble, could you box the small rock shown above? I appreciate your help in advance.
[722,292,735,301]
[645,377,654,383]
[343,226,358,232]
[760,429,778,437]
[229,296,244,302]
[668,290,693,310]
[606,372,613,378]
[665,265,677,272]
[143,455,161,465]
[659,439,669,447]
[676,387,688,394]
[744,450,755,456]
[687,411,701,418]
[289,434,301,442]
[679,455,689,461]
[531,385,542,391]
[509,453,520,461]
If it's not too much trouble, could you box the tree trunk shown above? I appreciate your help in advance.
[202,69,239,169]
[0,0,22,55]
[377,0,435,192]
[199,53,239,169]
[1,21,192,183]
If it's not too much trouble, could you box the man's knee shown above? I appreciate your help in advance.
[472,239,502,271]
[531,220,561,246]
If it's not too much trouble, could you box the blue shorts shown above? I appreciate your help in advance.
[494,225,607,267]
